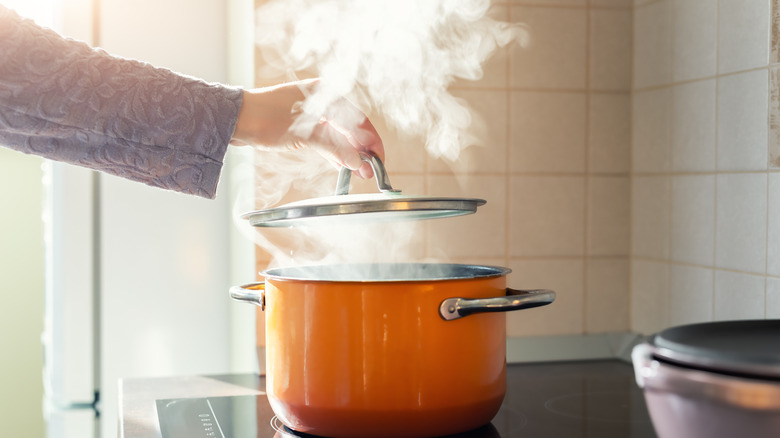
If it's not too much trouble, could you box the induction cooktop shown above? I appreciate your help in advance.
[156,360,657,438]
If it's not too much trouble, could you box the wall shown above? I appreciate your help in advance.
[96,1,240,437]
[630,0,780,334]
[498,0,633,337]
[252,0,635,339]
[0,149,45,437]
[1,1,254,436]
[1,3,54,437]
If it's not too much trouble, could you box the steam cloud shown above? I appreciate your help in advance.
[254,0,528,161]
[242,0,528,270]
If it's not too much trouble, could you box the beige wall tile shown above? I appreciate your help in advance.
[634,0,672,88]
[769,67,780,168]
[632,88,671,173]
[506,259,585,337]
[589,93,631,174]
[672,79,716,172]
[372,114,427,175]
[509,176,585,257]
[590,9,632,91]
[772,0,780,64]
[631,176,670,259]
[592,0,633,7]
[450,256,507,269]
[510,6,587,89]
[716,173,768,274]
[509,0,586,5]
[349,172,387,195]
[388,174,425,197]
[634,0,657,6]
[430,90,508,174]
[767,277,780,318]
[586,258,630,333]
[714,270,766,320]
[631,259,669,334]
[672,0,717,82]
[671,175,715,266]
[717,70,769,171]
[509,91,587,173]
[669,265,713,326]
[767,174,780,276]
[453,5,509,90]
[718,0,770,75]
[588,177,630,256]
[427,175,507,259]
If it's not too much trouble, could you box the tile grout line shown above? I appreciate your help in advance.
[506,4,513,273]
[765,0,778,317]
[501,2,632,11]
[628,0,636,332]
[667,0,675,326]
[632,255,780,280]
[583,0,592,334]
[712,0,720,321]
[634,64,776,94]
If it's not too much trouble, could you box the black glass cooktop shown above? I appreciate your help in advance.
[156,360,657,438]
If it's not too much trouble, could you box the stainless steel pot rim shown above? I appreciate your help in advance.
[649,320,780,380]
[260,263,512,282]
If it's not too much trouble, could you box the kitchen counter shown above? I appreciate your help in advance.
[119,374,263,438]
[119,360,656,438]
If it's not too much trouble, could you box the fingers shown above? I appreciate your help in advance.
[316,101,384,179]
[308,120,364,171]
[232,79,386,179]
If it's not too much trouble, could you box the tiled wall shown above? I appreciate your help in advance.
[482,0,633,337]
[631,0,780,334]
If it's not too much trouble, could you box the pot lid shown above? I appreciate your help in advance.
[242,153,486,227]
[650,320,780,380]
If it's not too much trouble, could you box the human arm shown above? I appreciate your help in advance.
[0,5,242,199]
[0,6,384,197]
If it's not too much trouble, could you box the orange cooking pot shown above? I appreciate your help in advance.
[230,263,554,438]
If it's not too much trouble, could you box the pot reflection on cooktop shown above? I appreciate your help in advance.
[156,360,656,438]
[269,416,511,438]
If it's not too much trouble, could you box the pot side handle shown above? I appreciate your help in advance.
[439,288,555,321]
[229,282,266,310]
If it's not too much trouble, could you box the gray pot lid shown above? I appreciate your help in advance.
[242,153,486,227]
[650,320,780,380]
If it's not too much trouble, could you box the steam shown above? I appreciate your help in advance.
[240,0,527,271]
[255,0,528,161]
[233,148,428,269]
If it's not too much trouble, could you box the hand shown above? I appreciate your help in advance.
[229,78,384,179]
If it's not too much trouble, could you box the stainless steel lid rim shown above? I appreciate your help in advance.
[242,196,487,214]
[242,153,487,227]
[649,320,780,380]
[245,199,485,227]
[635,343,780,411]
[651,343,780,381]
[245,199,484,227]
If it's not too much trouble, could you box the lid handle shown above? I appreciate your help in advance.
[335,153,401,195]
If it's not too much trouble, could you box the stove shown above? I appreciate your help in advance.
[155,360,656,438]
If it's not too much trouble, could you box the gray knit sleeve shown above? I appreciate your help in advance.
[0,6,243,199]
